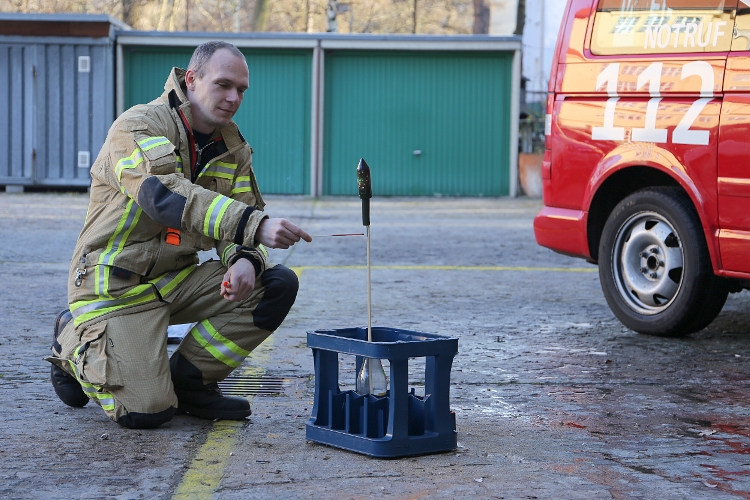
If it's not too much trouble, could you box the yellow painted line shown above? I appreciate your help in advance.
[172,333,275,498]
[171,419,243,497]
[290,264,597,273]
[172,267,305,498]
[289,266,305,279]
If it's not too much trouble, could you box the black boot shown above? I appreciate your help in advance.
[50,310,89,408]
[170,351,251,420]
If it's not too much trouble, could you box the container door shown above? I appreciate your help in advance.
[323,50,513,197]
[718,2,750,274]
[34,43,110,187]
[0,42,110,188]
[0,43,36,186]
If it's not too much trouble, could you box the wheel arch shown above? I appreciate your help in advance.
[586,163,701,263]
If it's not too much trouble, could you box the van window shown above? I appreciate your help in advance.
[591,0,737,55]
[732,1,750,50]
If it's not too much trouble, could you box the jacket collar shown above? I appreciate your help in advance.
[163,67,190,110]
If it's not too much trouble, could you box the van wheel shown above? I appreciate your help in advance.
[598,187,728,337]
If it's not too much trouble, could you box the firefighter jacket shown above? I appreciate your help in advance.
[68,67,269,327]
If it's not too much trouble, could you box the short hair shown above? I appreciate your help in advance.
[188,41,245,78]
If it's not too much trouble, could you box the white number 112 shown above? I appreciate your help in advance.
[591,61,714,146]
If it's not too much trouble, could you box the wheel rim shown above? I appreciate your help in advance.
[611,211,684,315]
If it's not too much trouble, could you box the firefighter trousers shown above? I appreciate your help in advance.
[50,260,298,427]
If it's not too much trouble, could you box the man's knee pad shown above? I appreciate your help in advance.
[254,265,299,332]
[116,406,176,429]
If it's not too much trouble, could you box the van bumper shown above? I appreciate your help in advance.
[533,206,591,260]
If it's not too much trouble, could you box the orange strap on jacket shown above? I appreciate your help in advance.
[166,228,181,246]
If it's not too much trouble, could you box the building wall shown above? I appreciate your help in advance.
[489,0,519,35]
[486,0,565,95]
[522,0,565,95]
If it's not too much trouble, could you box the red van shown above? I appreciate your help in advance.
[534,0,750,336]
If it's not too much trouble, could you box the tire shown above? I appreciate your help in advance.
[598,187,729,337]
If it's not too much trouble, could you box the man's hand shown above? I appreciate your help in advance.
[255,218,312,249]
[221,258,256,302]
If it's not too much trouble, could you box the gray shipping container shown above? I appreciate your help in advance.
[0,14,125,190]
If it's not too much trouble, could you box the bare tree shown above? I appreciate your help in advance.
[514,0,524,35]
[472,0,488,34]
[251,0,268,30]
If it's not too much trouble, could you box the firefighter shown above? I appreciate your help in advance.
[46,41,311,429]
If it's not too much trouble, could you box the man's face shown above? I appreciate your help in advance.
[185,49,249,134]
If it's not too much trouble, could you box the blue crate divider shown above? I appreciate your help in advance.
[306,327,459,458]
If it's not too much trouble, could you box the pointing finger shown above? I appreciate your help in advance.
[298,228,312,242]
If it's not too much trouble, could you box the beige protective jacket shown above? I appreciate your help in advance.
[68,68,269,327]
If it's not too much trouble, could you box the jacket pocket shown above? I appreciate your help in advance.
[136,133,177,176]
[199,176,232,198]
[75,320,124,389]
[215,177,232,197]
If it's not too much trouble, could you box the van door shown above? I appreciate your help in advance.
[718,1,750,274]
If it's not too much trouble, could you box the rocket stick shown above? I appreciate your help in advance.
[357,158,373,343]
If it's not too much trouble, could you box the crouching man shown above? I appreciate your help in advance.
[46,41,311,429]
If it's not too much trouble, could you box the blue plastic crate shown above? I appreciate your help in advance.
[306,327,458,458]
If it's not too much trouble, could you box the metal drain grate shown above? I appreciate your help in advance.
[218,376,289,396]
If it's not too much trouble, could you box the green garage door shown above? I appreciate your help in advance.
[324,50,512,197]
[123,46,311,194]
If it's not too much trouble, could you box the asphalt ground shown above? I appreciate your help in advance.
[0,192,748,499]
